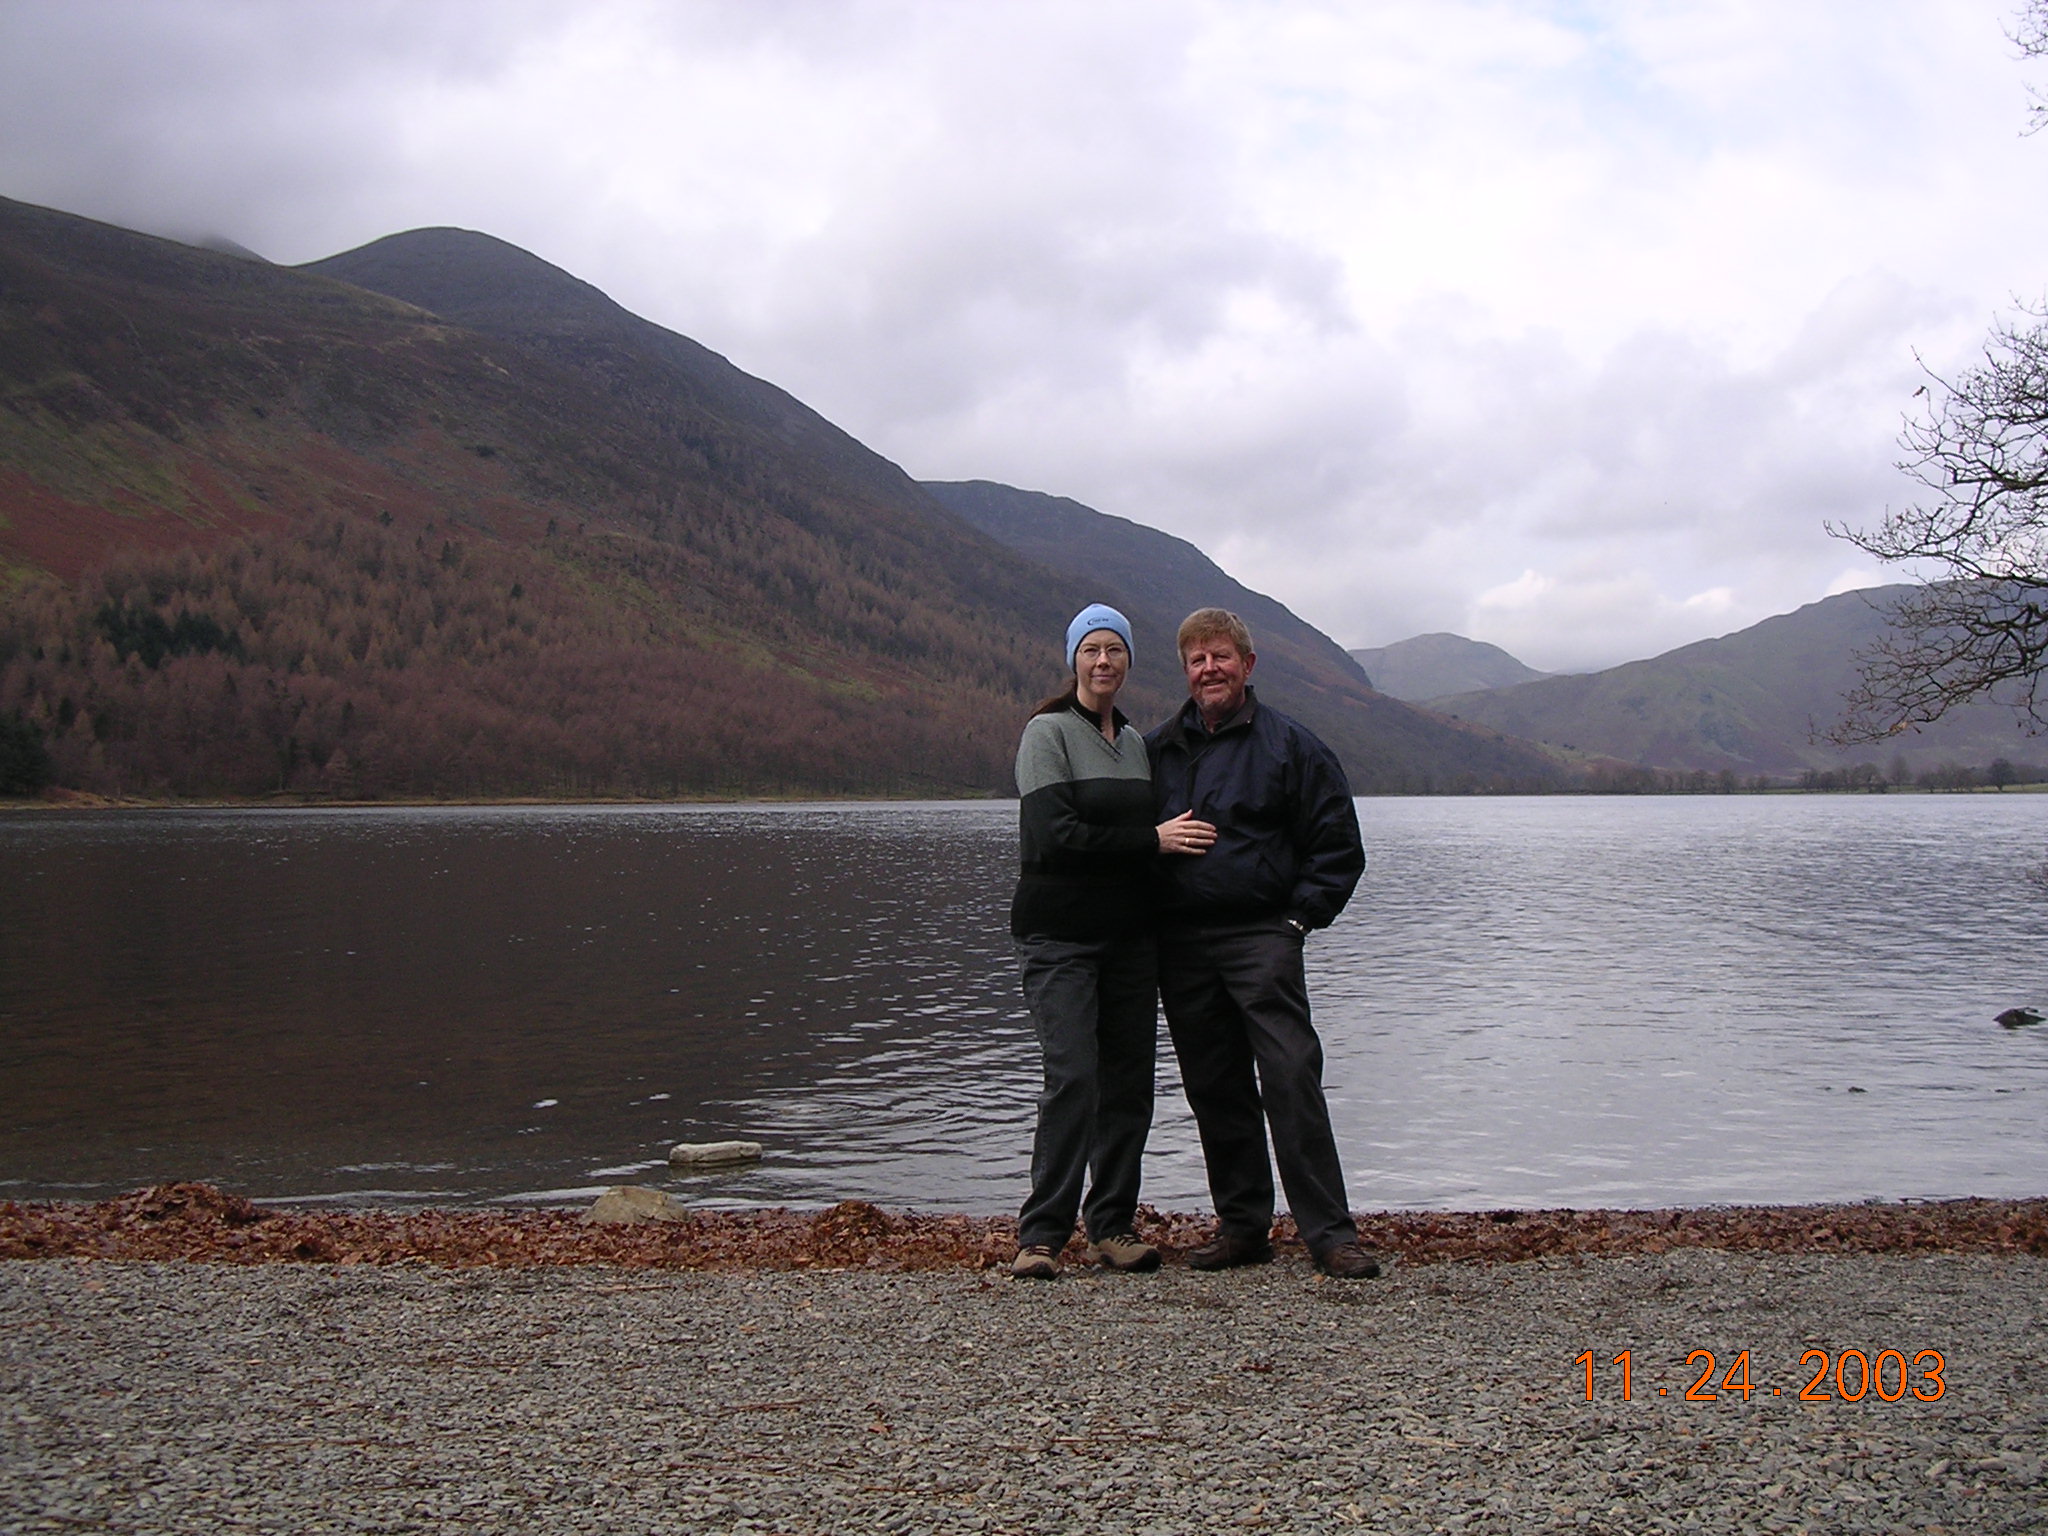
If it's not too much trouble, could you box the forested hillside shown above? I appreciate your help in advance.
[1,516,1036,796]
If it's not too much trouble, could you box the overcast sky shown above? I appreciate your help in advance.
[4,0,2045,670]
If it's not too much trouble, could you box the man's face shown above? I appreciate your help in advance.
[1182,633,1255,724]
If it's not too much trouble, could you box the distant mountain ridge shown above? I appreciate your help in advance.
[1426,586,2047,775]
[1348,633,1551,701]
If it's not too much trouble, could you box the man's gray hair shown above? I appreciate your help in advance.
[1176,607,1253,659]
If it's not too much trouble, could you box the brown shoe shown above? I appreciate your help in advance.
[1312,1240,1382,1279]
[1187,1231,1275,1271]
[1085,1232,1162,1272]
[1010,1244,1062,1280]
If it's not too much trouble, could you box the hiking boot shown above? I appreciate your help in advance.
[1312,1240,1383,1280]
[1011,1243,1062,1280]
[1187,1231,1275,1271]
[1085,1232,1162,1272]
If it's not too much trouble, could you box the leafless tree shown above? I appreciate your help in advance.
[1827,316,2048,743]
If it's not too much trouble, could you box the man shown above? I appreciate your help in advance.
[1146,608,1378,1279]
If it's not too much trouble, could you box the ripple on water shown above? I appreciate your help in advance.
[1,795,2043,1210]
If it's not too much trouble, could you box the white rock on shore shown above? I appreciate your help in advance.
[583,1186,689,1225]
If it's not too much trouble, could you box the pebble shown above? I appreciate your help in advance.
[3,1249,2044,1533]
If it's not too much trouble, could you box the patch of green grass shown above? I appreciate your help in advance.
[0,403,191,513]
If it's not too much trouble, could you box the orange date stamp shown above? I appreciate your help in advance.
[1576,1348,1946,1403]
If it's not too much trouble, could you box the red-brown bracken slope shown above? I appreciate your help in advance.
[3,1183,2044,1271]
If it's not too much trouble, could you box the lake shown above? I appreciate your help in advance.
[1,796,2043,1214]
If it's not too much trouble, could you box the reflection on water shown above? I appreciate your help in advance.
[1,795,2043,1212]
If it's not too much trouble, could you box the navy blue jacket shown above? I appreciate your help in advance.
[1146,688,1364,930]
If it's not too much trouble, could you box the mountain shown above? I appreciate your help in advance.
[1424,585,2048,777]
[0,196,1557,797]
[0,197,1099,796]
[195,235,269,262]
[302,227,934,521]
[925,480,1566,791]
[1348,633,1551,701]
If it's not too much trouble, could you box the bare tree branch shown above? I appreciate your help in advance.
[1827,309,2048,743]
[1827,580,2048,743]
[2014,0,2048,132]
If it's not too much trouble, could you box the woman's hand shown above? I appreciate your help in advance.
[1157,810,1217,855]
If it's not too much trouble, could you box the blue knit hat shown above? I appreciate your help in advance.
[1065,603,1134,669]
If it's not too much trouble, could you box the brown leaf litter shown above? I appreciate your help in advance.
[1,1182,2043,1271]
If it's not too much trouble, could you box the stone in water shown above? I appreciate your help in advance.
[668,1140,763,1167]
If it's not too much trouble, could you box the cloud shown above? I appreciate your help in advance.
[1825,564,1895,597]
[1468,567,1741,674]
[0,1,566,251]
[4,0,2046,672]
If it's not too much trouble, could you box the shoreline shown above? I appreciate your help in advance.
[7,781,2046,812]
[0,786,1008,812]
[6,1182,2045,1270]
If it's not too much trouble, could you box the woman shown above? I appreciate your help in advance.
[1009,602,1214,1279]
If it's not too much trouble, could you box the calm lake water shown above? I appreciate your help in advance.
[2,796,2044,1214]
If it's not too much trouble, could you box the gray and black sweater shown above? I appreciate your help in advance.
[1010,702,1157,941]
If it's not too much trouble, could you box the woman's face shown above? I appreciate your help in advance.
[1073,628,1131,710]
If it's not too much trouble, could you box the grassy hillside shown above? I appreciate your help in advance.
[1427,586,2048,777]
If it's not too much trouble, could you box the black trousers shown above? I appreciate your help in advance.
[1157,919,1358,1254]
[1014,933,1158,1250]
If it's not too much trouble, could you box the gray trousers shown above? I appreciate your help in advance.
[1014,934,1157,1250]
[1157,919,1358,1255]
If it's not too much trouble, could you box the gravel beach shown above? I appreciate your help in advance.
[5,1249,2044,1535]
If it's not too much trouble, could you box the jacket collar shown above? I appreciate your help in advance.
[1163,685,1258,746]
[1071,699,1130,733]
